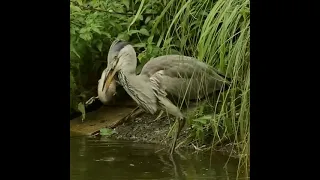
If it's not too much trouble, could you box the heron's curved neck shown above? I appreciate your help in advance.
[118,54,137,75]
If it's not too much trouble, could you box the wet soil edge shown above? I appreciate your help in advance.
[107,112,241,158]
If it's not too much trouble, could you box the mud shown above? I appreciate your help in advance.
[71,91,240,158]
[109,112,240,158]
[110,113,189,146]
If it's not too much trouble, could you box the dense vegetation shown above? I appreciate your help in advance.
[70,0,250,175]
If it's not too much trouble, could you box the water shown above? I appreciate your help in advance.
[71,135,243,180]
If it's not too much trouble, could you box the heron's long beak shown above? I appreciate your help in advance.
[102,68,117,92]
[102,56,120,92]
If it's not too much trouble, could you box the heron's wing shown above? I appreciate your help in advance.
[140,55,229,100]
[156,73,224,100]
[149,71,184,119]
[140,55,228,84]
[140,55,195,77]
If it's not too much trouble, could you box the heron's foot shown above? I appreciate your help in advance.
[151,110,165,123]
[170,117,186,154]
[85,96,99,106]
[124,106,144,122]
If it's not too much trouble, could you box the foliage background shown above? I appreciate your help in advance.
[70,0,250,173]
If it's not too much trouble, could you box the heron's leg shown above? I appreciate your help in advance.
[170,117,186,155]
[157,96,186,154]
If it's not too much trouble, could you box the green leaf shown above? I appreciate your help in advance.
[71,44,81,59]
[70,4,81,12]
[191,124,203,131]
[139,28,149,36]
[147,43,153,52]
[102,32,111,38]
[91,26,101,34]
[117,33,130,41]
[77,102,86,121]
[137,51,146,63]
[147,35,154,44]
[121,0,130,10]
[96,40,103,52]
[193,115,212,125]
[79,33,92,41]
[145,16,152,24]
[128,30,140,35]
[133,43,146,48]
[100,128,116,136]
[76,0,83,6]
[79,28,87,34]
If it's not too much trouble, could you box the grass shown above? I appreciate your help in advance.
[143,0,250,175]
[70,0,250,178]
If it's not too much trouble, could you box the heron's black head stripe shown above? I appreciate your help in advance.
[111,40,130,52]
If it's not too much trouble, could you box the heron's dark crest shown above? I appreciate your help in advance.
[109,40,130,54]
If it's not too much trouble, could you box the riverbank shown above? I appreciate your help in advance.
[70,100,240,158]
[109,112,239,158]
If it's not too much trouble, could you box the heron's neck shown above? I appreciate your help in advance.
[117,69,157,114]
[119,69,148,83]
[118,54,137,74]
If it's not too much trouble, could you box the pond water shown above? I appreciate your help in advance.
[71,135,246,180]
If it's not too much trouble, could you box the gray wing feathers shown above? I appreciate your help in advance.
[140,55,228,83]
[140,55,228,100]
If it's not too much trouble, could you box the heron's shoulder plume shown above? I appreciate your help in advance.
[110,40,130,53]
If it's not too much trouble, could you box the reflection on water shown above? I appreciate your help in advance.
[70,135,245,180]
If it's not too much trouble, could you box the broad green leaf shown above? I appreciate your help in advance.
[128,30,140,35]
[79,28,87,34]
[71,44,81,59]
[117,33,130,41]
[77,102,86,121]
[102,32,111,38]
[191,123,203,131]
[145,16,152,24]
[147,35,154,44]
[91,26,101,34]
[70,4,81,12]
[85,18,93,24]
[100,128,116,136]
[138,15,144,21]
[79,33,92,41]
[147,43,153,53]
[139,28,149,36]
[70,28,76,35]
[76,0,83,6]
[193,115,212,125]
[96,40,103,52]
[121,0,130,10]
[137,51,146,63]
[133,43,146,48]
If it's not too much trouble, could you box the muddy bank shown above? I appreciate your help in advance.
[70,97,241,158]
[110,113,187,146]
[109,112,240,158]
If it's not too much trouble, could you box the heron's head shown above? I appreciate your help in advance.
[100,40,137,94]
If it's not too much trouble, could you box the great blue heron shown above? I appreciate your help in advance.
[98,40,230,154]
